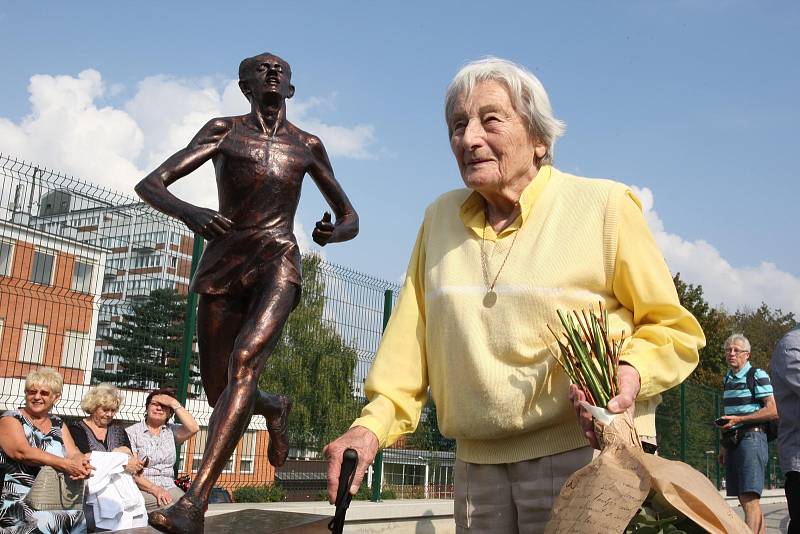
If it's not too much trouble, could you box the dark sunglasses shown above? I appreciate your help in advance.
[25,389,53,398]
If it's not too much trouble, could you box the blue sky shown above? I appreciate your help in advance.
[1,1,798,314]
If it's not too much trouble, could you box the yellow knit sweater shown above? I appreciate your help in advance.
[353,166,704,464]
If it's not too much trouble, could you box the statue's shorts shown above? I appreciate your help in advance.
[190,225,302,309]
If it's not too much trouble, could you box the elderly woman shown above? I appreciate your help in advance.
[69,384,141,467]
[0,368,92,534]
[69,383,145,532]
[125,388,198,512]
[325,57,705,533]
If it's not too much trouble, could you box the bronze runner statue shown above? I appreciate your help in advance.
[135,52,359,533]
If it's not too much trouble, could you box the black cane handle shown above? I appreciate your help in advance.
[328,448,358,534]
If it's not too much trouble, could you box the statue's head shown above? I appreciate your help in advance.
[238,53,295,103]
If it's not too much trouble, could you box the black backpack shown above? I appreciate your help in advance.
[744,366,779,442]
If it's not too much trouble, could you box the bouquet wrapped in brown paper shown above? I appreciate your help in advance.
[544,306,748,534]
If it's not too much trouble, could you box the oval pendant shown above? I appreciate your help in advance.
[483,290,497,308]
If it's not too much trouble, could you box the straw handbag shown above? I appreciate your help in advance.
[24,466,85,511]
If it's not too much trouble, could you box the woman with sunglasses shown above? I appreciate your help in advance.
[125,388,198,512]
[0,368,93,534]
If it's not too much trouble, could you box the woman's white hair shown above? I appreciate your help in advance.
[724,333,751,352]
[25,368,63,395]
[444,57,565,166]
[81,383,124,414]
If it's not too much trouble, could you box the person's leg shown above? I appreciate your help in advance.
[511,446,594,533]
[149,283,298,533]
[737,431,768,534]
[785,471,800,534]
[197,294,292,467]
[454,459,516,533]
[739,492,764,534]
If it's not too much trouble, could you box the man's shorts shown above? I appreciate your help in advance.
[725,429,768,497]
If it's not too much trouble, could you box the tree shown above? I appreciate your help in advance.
[729,303,796,372]
[259,255,361,451]
[93,288,198,391]
[406,396,455,452]
[672,273,731,388]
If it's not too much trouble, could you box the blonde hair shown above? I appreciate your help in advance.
[81,383,124,414]
[25,368,64,395]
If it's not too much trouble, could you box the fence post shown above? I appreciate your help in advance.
[174,234,204,474]
[371,289,393,503]
[679,382,687,462]
[715,391,721,489]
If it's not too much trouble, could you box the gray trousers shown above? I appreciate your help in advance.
[454,446,593,533]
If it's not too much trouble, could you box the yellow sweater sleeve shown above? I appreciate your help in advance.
[350,223,430,448]
[614,189,705,399]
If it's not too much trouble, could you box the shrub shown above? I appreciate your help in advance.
[233,483,287,503]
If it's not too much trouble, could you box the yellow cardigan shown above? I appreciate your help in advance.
[353,166,705,464]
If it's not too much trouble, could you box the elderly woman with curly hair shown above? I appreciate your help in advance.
[0,368,93,534]
[69,384,146,532]
[69,384,143,470]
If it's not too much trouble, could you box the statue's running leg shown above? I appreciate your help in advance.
[195,294,293,467]
[149,283,298,534]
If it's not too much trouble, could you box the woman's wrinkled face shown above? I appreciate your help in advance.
[25,384,58,415]
[91,404,118,428]
[448,81,546,196]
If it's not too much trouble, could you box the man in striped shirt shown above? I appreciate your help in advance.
[719,333,778,534]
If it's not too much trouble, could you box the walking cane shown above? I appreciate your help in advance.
[328,448,358,534]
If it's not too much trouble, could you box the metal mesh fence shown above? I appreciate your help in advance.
[0,153,781,504]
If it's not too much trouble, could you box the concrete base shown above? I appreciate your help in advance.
[206,499,456,534]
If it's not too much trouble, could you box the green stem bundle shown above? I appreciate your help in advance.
[547,304,624,407]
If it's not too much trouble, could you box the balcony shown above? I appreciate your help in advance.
[131,240,157,253]
[126,287,151,299]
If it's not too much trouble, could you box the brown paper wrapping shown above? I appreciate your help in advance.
[545,412,749,534]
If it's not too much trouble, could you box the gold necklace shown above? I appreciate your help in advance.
[481,211,520,308]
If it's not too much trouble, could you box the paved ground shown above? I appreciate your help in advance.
[733,502,790,533]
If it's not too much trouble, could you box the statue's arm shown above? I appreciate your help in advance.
[135,119,233,240]
[306,136,359,246]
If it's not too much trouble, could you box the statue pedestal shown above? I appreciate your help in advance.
[112,509,331,533]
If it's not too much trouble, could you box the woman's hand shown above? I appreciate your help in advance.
[64,453,94,480]
[323,426,379,504]
[124,452,147,475]
[151,394,181,411]
[569,364,641,449]
[152,486,175,507]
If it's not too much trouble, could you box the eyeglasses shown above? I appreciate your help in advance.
[725,347,750,355]
[25,389,53,398]
[149,402,172,411]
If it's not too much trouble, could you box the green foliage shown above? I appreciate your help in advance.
[672,274,731,388]
[233,483,286,503]
[672,273,796,389]
[93,288,199,391]
[406,397,455,452]
[259,254,361,450]
[729,303,796,372]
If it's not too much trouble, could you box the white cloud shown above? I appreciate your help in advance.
[632,186,800,315]
[0,69,377,254]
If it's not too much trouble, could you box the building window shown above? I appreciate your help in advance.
[239,431,257,474]
[19,324,47,363]
[191,428,234,473]
[191,428,207,473]
[61,330,90,369]
[72,260,95,293]
[30,250,56,285]
[0,241,13,276]
[0,318,4,348]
